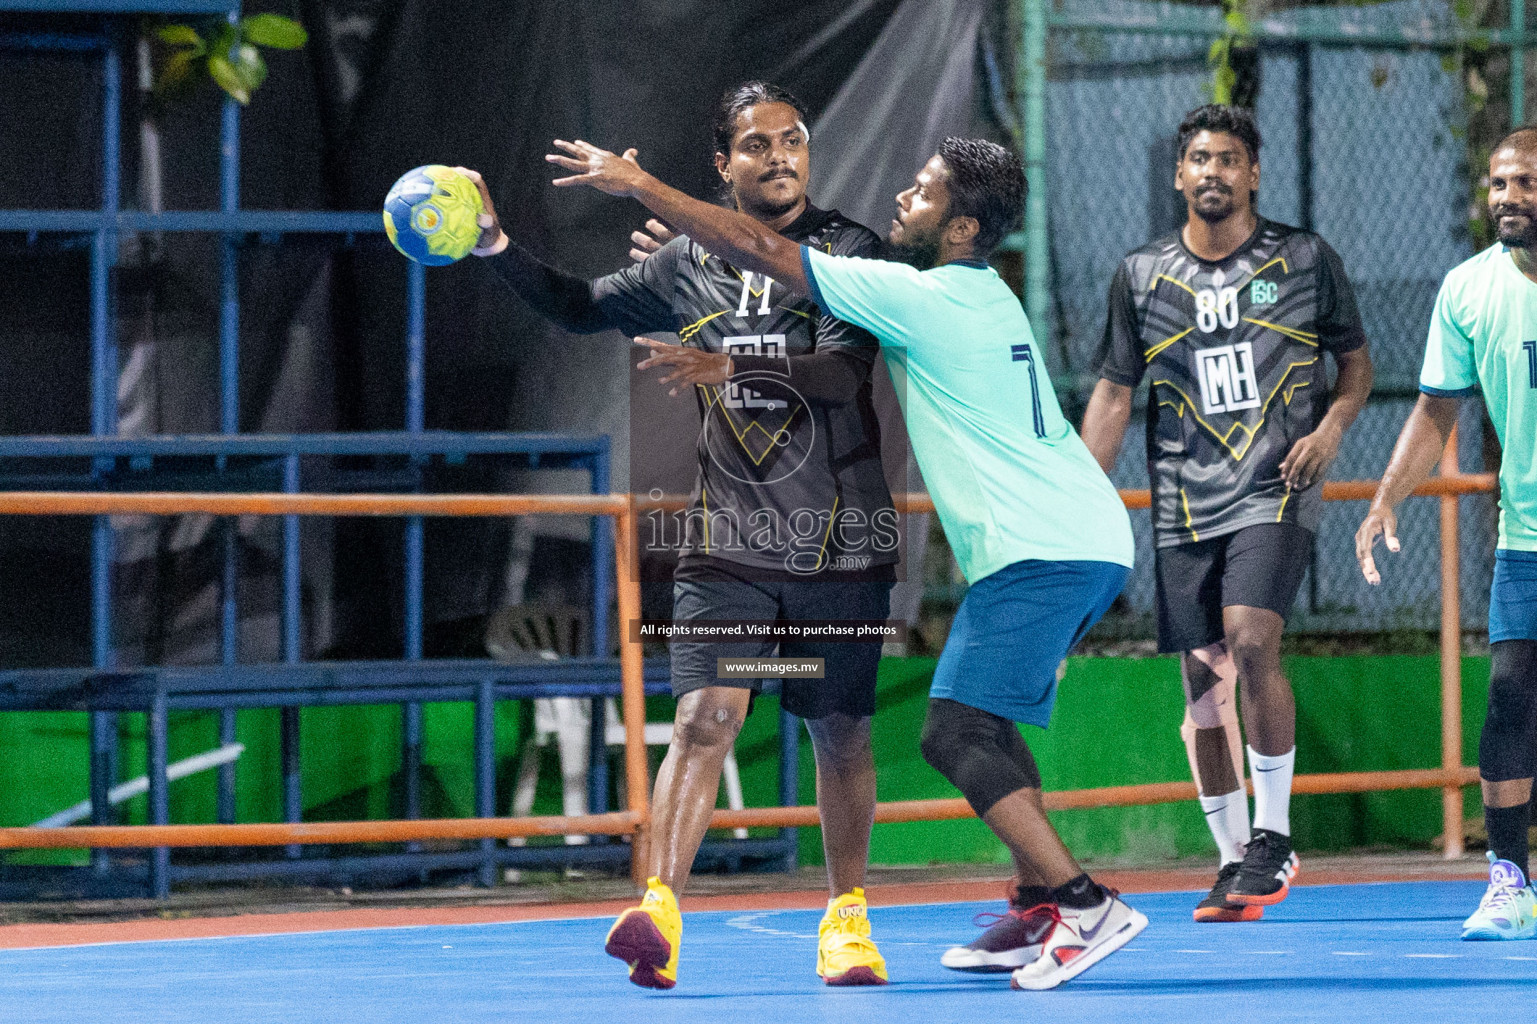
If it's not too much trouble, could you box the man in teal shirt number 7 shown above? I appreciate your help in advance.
[546,134,1144,990]
[1358,126,1537,943]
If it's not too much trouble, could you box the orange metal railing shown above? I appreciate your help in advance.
[0,462,1497,876]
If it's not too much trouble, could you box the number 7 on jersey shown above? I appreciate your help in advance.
[1010,342,1047,438]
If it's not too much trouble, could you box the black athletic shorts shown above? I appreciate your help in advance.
[669,562,894,720]
[1154,522,1312,653]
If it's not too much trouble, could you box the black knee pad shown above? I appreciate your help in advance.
[1481,640,1537,782]
[919,698,1041,817]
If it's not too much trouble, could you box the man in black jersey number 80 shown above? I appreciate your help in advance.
[461,82,898,990]
[1079,105,1374,922]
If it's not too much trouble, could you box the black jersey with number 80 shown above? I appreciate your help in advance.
[1095,219,1366,548]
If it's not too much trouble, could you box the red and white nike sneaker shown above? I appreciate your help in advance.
[1010,891,1147,991]
[941,892,1059,973]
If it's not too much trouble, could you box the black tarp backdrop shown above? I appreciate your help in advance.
[0,0,943,665]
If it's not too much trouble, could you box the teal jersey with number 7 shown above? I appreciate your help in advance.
[1420,243,1537,551]
[801,246,1134,583]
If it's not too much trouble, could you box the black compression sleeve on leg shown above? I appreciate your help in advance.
[1486,802,1532,881]
[1480,640,1537,782]
[919,698,1041,817]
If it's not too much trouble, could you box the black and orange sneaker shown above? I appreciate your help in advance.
[941,890,1058,973]
[1227,829,1300,907]
[1193,862,1263,922]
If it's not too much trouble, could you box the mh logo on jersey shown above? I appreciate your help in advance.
[1195,341,1261,414]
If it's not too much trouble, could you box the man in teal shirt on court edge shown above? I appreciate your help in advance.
[545,133,1143,990]
[1358,126,1537,942]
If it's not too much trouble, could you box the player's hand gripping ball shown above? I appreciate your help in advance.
[382,165,485,265]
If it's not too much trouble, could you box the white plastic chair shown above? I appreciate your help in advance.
[508,697,747,842]
[491,605,747,843]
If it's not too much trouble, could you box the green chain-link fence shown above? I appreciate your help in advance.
[927,0,1534,642]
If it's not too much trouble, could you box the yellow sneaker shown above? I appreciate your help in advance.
[817,888,888,986]
[605,877,681,990]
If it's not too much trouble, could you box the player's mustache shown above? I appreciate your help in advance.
[1493,205,1536,219]
[758,168,799,182]
[1196,183,1232,196]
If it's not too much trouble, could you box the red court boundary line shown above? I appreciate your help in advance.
[0,865,1489,951]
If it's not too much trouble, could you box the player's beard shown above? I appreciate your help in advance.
[889,225,941,270]
[1495,207,1537,248]
[1191,184,1237,223]
[738,172,804,221]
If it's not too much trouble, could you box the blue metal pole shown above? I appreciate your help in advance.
[778,708,800,872]
[586,693,607,837]
[475,678,496,886]
[216,10,243,828]
[219,12,240,435]
[92,39,121,436]
[586,444,612,840]
[148,686,169,898]
[88,35,123,876]
[217,523,238,824]
[403,260,426,833]
[591,444,611,657]
[282,455,302,859]
[405,261,425,432]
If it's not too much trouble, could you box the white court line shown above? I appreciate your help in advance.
[1172,949,1213,954]
[1240,950,1290,955]
[1404,953,1460,959]
[724,912,814,940]
[1503,956,1537,961]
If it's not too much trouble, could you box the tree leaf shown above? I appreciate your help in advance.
[208,53,251,105]
[155,48,198,94]
[156,24,204,51]
[241,13,307,50]
[208,23,237,58]
[234,44,267,93]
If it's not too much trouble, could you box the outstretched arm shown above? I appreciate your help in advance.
[545,140,810,292]
[459,166,675,336]
[1354,393,1460,584]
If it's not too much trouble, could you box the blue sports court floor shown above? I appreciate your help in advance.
[2,881,1533,1023]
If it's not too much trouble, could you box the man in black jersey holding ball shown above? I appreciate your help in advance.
[462,81,897,990]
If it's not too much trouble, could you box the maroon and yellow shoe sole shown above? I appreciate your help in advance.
[1193,902,1264,922]
[821,966,888,987]
[605,911,675,990]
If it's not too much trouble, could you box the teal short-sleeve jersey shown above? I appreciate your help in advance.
[801,246,1135,583]
[1420,244,1537,551]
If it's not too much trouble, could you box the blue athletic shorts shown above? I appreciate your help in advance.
[1490,549,1537,643]
[930,559,1129,728]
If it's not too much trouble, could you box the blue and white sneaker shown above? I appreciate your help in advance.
[1462,852,1537,941]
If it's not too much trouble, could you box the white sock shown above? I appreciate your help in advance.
[1247,746,1295,837]
[1198,790,1251,866]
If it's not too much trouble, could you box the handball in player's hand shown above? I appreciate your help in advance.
[382,165,485,266]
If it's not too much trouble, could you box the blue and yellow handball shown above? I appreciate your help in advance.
[382,165,485,266]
